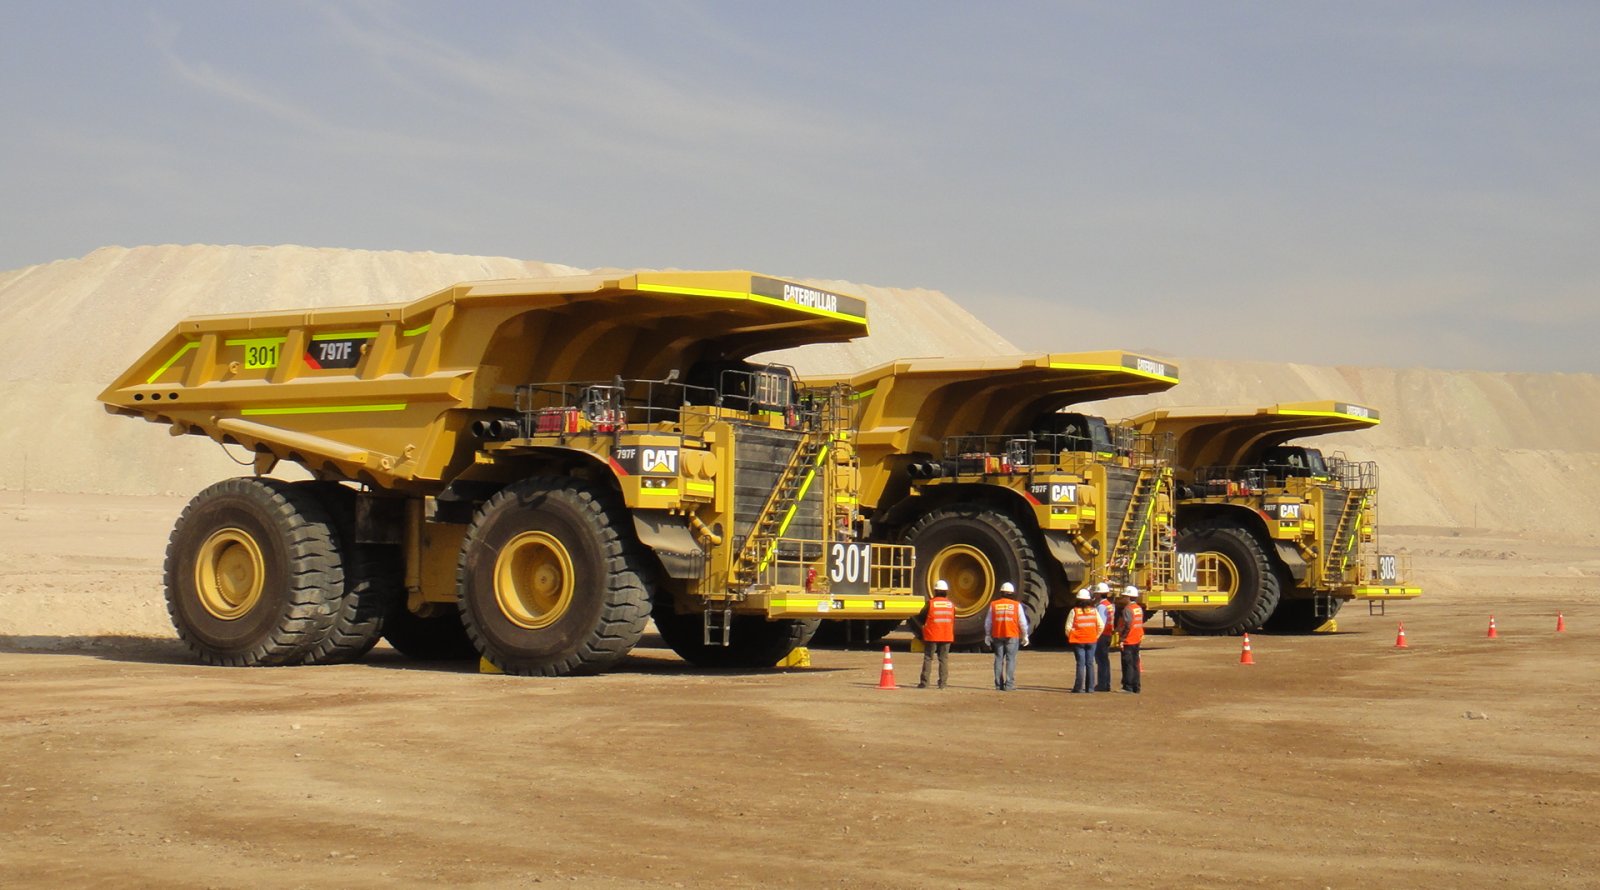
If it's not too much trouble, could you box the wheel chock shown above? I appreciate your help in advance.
[1314,619,1338,634]
[478,657,504,675]
[776,647,811,668]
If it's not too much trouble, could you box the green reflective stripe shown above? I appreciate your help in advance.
[146,341,199,384]
[241,403,407,417]
[850,387,876,401]
[403,323,430,337]
[224,336,287,346]
[758,444,829,572]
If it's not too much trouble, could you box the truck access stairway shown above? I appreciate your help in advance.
[1108,468,1162,578]
[1324,488,1370,578]
[730,425,832,591]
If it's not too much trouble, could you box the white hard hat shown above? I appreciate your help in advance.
[1074,589,1092,601]
[933,579,949,592]
[1123,585,1140,598]
[999,581,1016,594]
[1093,582,1112,595]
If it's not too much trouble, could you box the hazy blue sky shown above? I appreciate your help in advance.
[4,2,1597,372]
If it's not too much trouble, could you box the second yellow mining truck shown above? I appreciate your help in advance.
[805,352,1229,646]
[98,271,921,675]
[1128,401,1421,634]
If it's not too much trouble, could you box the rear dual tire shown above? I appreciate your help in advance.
[164,478,344,666]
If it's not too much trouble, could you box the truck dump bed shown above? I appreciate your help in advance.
[1127,400,1380,481]
[100,271,868,491]
[813,350,1181,507]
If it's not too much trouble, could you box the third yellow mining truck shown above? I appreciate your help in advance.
[99,271,920,675]
[1128,401,1421,634]
[805,352,1229,646]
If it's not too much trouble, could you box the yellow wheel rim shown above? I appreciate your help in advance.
[195,528,266,620]
[494,531,575,630]
[1197,551,1240,597]
[927,544,995,619]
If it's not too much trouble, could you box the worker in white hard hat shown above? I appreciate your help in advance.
[983,581,1030,691]
[1115,585,1145,693]
[1093,582,1116,692]
[1067,588,1105,692]
[917,579,955,689]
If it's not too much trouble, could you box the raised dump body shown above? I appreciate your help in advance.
[1128,400,1421,635]
[806,351,1228,646]
[101,271,918,674]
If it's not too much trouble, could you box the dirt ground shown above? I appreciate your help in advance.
[3,492,1599,889]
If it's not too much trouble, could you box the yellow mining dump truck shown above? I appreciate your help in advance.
[806,351,1228,646]
[99,271,920,675]
[1128,401,1421,635]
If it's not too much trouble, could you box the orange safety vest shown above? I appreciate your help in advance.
[1098,600,1115,638]
[990,598,1022,639]
[1122,603,1145,646]
[1067,606,1101,644]
[923,597,955,643]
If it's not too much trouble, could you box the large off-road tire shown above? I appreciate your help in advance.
[652,597,819,668]
[1031,606,1072,649]
[163,478,342,666]
[291,482,400,665]
[1264,595,1344,634]
[456,478,652,676]
[1169,522,1281,636]
[903,506,1047,647]
[807,619,903,649]
[381,603,479,661]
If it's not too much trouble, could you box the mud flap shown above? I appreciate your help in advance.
[1273,541,1307,583]
[1040,530,1085,597]
[632,512,705,579]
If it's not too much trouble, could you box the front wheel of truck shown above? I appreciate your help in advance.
[903,506,1046,647]
[457,478,652,676]
[163,478,342,666]
[1169,522,1281,636]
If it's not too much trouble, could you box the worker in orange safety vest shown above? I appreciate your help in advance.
[984,581,1030,692]
[918,579,956,689]
[1115,585,1145,694]
[1093,581,1116,692]
[1067,588,1106,693]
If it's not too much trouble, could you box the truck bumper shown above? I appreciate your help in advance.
[754,592,926,620]
[1143,589,1232,611]
[1351,585,1423,600]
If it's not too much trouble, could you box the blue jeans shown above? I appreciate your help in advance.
[1071,643,1096,692]
[1094,636,1112,691]
[991,637,1020,690]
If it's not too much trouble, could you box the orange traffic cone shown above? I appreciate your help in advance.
[877,645,898,690]
[1239,633,1255,665]
[1557,612,1567,633]
[1487,615,1499,639]
[1395,622,1409,649]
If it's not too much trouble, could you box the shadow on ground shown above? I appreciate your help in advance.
[0,632,846,677]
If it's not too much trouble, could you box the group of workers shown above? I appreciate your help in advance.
[916,579,1144,693]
